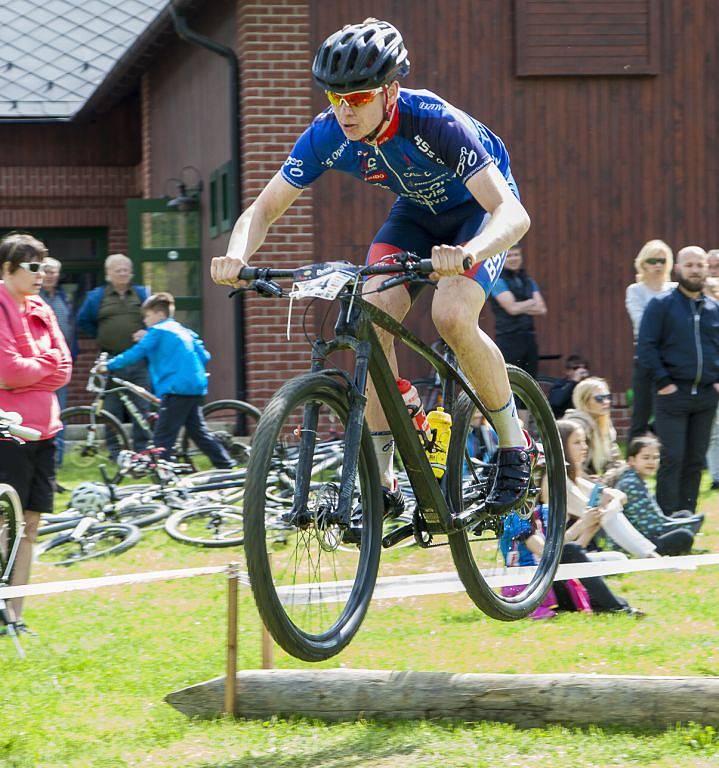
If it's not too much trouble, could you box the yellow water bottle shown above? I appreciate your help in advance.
[426,407,452,478]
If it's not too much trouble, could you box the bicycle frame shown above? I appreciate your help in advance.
[92,380,155,437]
[296,288,492,533]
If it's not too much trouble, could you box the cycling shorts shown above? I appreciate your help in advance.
[366,173,519,299]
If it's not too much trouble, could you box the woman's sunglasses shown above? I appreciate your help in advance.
[18,261,48,274]
[645,258,666,265]
[325,86,383,109]
[593,393,612,404]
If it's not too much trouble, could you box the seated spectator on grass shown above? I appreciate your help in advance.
[564,377,623,480]
[557,419,659,560]
[614,435,703,555]
[97,292,233,470]
[548,353,590,418]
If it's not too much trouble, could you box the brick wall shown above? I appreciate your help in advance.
[0,164,141,406]
[237,0,315,407]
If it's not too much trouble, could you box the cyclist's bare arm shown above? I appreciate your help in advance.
[211,172,303,287]
[430,163,530,276]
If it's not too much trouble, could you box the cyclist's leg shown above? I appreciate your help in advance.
[363,205,435,487]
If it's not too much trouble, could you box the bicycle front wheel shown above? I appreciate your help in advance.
[59,406,128,481]
[0,484,23,581]
[244,373,382,662]
[35,523,141,566]
[447,366,566,620]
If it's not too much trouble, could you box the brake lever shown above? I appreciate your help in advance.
[376,274,411,292]
[229,279,284,299]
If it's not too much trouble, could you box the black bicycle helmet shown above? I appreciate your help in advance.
[312,18,410,93]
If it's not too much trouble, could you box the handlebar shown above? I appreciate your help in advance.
[0,410,41,442]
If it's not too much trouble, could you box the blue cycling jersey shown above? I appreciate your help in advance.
[280,88,512,215]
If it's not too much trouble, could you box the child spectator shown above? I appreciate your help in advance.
[556,419,659,560]
[564,377,623,480]
[614,435,703,555]
[97,292,232,469]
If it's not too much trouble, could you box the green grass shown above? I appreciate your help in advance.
[2,475,719,767]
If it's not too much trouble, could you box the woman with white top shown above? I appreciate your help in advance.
[625,240,675,439]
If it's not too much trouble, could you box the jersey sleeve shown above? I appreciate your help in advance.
[491,277,509,296]
[531,278,540,293]
[280,124,327,189]
[430,109,493,184]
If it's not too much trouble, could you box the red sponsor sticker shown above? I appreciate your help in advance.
[365,171,388,183]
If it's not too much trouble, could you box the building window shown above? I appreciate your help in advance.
[515,0,660,77]
[209,162,232,237]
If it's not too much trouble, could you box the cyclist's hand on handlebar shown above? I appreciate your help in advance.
[211,253,249,288]
[430,244,475,279]
[93,362,109,374]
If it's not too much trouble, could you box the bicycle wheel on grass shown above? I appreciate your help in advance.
[244,373,382,662]
[165,504,245,547]
[0,484,22,579]
[59,406,128,482]
[180,399,261,469]
[447,365,566,620]
[36,523,141,566]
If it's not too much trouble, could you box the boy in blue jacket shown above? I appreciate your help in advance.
[99,292,233,469]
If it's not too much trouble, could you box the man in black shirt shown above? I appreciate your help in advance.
[638,246,719,513]
[489,245,546,377]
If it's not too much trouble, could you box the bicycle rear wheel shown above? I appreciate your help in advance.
[244,373,382,662]
[447,366,566,620]
[59,406,128,482]
[0,484,22,581]
[165,504,245,547]
[180,399,261,470]
[35,523,141,566]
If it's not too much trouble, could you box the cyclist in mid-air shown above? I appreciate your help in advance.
[212,18,532,521]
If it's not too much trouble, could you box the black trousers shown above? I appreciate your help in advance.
[153,394,233,469]
[654,384,719,514]
[495,331,539,378]
[555,543,628,613]
[629,357,655,439]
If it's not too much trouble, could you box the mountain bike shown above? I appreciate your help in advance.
[236,255,567,661]
[0,411,41,654]
[60,356,261,481]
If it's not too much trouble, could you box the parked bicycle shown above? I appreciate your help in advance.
[59,354,261,481]
[0,410,41,654]
[234,255,567,662]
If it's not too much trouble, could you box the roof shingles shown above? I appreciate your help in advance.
[0,0,167,118]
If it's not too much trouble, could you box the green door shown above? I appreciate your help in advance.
[126,200,203,331]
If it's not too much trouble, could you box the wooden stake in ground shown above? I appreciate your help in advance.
[223,563,240,717]
[167,669,719,729]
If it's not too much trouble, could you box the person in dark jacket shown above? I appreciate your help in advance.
[489,245,546,377]
[638,246,719,514]
[548,354,590,418]
[76,253,150,454]
[97,292,232,469]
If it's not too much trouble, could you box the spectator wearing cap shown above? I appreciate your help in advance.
[638,246,719,514]
[489,244,546,378]
[77,253,150,454]
[625,240,675,439]
[548,354,590,418]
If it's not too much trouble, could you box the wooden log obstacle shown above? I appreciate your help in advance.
[166,669,719,729]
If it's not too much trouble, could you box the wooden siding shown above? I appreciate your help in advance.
[146,0,237,401]
[0,95,141,166]
[309,0,719,391]
[516,0,660,76]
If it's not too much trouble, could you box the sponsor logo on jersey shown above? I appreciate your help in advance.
[365,171,389,183]
[283,156,304,178]
[413,135,445,165]
[418,101,442,111]
[322,138,351,168]
[456,146,479,177]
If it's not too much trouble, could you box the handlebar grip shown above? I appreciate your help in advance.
[9,424,42,441]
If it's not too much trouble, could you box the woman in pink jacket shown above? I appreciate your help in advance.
[0,233,72,628]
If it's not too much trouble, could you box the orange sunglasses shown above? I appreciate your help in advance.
[325,86,384,109]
